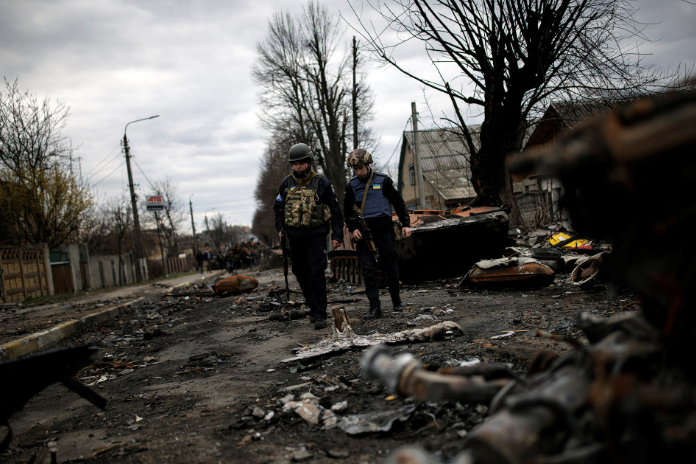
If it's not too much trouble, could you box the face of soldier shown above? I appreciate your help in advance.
[292,161,310,173]
[353,164,369,179]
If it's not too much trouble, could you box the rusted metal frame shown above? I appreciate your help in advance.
[399,364,508,403]
[362,346,507,404]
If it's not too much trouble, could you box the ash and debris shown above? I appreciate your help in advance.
[1,261,637,463]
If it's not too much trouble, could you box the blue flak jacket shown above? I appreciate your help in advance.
[349,172,392,218]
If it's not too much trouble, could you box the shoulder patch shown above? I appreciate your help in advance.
[276,194,283,202]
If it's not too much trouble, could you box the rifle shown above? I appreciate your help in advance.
[279,211,290,303]
[353,212,379,263]
[0,345,107,451]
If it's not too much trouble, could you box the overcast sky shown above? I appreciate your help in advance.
[1,0,693,233]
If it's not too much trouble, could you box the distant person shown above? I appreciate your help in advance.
[239,247,250,269]
[196,250,205,274]
[225,249,235,273]
[204,247,213,273]
[251,250,258,267]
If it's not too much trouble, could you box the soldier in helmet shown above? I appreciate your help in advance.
[344,149,411,319]
[274,143,344,329]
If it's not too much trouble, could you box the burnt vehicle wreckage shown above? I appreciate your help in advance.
[363,91,696,463]
[331,206,510,285]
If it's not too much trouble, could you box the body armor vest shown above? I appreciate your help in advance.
[349,171,392,219]
[283,174,332,228]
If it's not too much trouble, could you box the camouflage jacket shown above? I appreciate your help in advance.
[273,171,344,241]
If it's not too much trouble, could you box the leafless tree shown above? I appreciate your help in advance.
[151,177,185,257]
[105,197,132,285]
[77,196,111,255]
[253,0,377,205]
[252,130,295,246]
[0,77,92,246]
[349,0,689,224]
[0,77,73,172]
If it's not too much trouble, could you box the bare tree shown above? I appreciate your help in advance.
[0,77,92,246]
[105,197,132,285]
[151,176,184,257]
[252,130,296,245]
[349,0,688,224]
[77,196,112,255]
[253,0,376,205]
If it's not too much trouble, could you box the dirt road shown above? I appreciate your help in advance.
[1,269,635,464]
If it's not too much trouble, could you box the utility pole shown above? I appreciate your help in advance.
[352,36,359,150]
[189,195,198,255]
[123,115,159,282]
[123,134,145,281]
[411,102,426,209]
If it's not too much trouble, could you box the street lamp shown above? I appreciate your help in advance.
[123,115,160,282]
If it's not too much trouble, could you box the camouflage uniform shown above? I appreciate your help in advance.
[273,169,343,322]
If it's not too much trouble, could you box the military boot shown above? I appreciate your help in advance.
[364,307,382,320]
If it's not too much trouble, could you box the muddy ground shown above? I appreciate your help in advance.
[1,268,636,464]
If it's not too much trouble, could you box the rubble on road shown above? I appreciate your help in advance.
[281,321,463,363]
[338,404,416,434]
[212,275,259,295]
[461,257,555,289]
[570,252,607,286]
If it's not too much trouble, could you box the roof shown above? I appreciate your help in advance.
[398,127,481,201]
[525,98,636,148]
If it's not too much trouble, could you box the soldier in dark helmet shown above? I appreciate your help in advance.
[344,149,411,319]
[274,143,344,330]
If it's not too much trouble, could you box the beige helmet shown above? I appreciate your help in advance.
[346,149,373,168]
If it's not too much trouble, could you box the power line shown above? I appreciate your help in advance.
[85,145,122,176]
[132,157,156,190]
[85,153,122,182]
[382,117,412,167]
[92,160,125,187]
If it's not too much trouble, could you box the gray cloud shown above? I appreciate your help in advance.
[1,0,691,233]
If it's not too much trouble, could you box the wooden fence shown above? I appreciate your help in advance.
[0,245,51,303]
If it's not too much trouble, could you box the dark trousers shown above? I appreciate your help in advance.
[290,234,328,321]
[356,227,402,309]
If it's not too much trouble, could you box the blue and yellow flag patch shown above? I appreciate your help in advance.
[372,184,381,189]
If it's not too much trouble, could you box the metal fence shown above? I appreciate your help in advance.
[146,255,196,280]
[0,245,51,303]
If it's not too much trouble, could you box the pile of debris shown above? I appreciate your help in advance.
[365,90,696,463]
[460,226,612,290]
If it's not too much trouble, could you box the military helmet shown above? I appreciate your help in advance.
[288,143,314,163]
[346,149,373,168]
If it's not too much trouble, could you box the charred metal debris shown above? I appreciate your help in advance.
[361,91,696,463]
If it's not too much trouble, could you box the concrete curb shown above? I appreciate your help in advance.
[165,271,225,293]
[0,297,144,361]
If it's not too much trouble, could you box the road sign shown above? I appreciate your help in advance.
[146,195,165,211]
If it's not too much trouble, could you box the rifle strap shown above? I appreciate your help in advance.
[353,170,375,215]
[287,170,317,200]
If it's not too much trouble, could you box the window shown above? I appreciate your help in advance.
[408,164,415,185]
